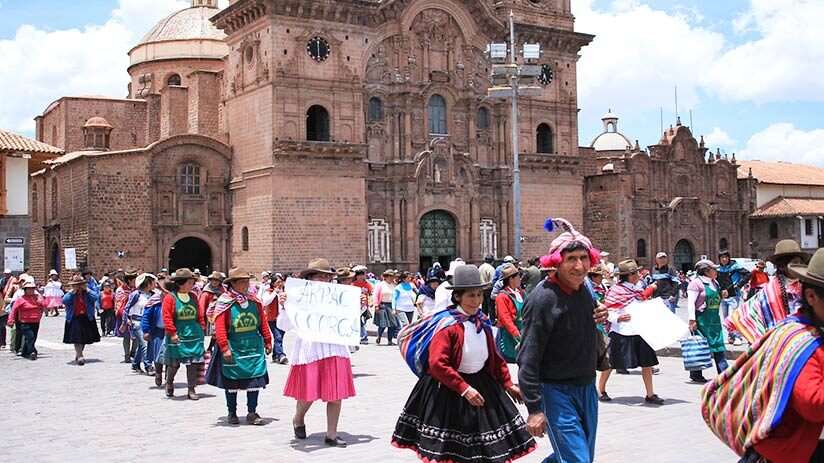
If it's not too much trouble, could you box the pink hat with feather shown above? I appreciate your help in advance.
[541,217,601,268]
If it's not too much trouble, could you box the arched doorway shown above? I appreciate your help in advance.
[169,237,212,274]
[419,210,457,273]
[673,239,694,273]
[50,241,60,273]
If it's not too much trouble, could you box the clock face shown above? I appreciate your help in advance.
[307,36,331,62]
[538,64,554,86]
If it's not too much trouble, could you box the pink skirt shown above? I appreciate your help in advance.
[45,296,63,308]
[283,356,356,402]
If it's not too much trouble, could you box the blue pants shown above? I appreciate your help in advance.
[662,296,677,314]
[720,297,741,341]
[540,382,598,463]
[130,319,150,370]
[268,321,285,360]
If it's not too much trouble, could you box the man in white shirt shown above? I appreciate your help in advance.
[479,255,496,321]
[435,259,465,311]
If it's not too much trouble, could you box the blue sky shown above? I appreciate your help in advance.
[1,0,822,166]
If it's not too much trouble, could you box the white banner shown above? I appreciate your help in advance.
[64,248,77,270]
[3,247,24,272]
[625,298,689,350]
[283,277,362,346]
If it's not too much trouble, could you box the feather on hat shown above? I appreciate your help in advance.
[543,217,600,267]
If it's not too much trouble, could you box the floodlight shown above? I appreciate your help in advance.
[522,43,541,60]
[487,43,508,59]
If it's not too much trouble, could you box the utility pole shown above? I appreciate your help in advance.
[487,12,543,261]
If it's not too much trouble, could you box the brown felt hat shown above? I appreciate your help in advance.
[225,266,252,283]
[500,264,520,280]
[616,259,643,275]
[770,239,810,264]
[788,249,824,289]
[336,267,356,280]
[171,268,195,281]
[67,275,87,286]
[301,258,334,278]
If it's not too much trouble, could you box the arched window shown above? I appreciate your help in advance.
[636,239,647,258]
[719,238,729,251]
[368,97,383,121]
[477,107,489,130]
[179,163,201,195]
[537,123,553,153]
[307,105,330,141]
[241,226,249,252]
[769,222,779,239]
[428,94,447,135]
[167,74,181,86]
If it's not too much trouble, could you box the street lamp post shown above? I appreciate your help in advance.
[487,11,543,261]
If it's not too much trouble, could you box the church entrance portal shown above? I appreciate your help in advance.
[673,239,694,273]
[169,237,212,274]
[419,210,456,274]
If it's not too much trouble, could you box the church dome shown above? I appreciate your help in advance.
[138,4,225,45]
[590,109,634,152]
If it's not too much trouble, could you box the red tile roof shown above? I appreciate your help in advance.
[737,160,824,186]
[0,129,63,155]
[751,196,824,218]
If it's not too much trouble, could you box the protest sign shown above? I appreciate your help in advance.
[283,277,362,346]
[64,248,77,270]
[625,298,689,350]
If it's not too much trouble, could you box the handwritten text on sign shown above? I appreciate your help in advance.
[284,278,361,346]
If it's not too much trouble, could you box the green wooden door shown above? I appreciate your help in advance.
[419,210,456,272]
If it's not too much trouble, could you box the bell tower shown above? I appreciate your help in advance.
[191,0,217,7]
[493,0,574,30]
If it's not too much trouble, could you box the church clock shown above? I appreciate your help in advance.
[307,36,331,62]
[538,64,554,86]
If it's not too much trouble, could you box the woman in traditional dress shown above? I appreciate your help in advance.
[62,274,101,365]
[42,269,64,317]
[161,268,206,400]
[598,259,663,404]
[687,259,729,383]
[392,264,536,463]
[123,273,157,375]
[373,269,400,345]
[7,280,44,360]
[206,267,272,425]
[495,264,524,364]
[280,258,356,448]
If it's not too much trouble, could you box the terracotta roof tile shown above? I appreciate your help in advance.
[751,196,824,218]
[737,160,824,186]
[0,129,63,155]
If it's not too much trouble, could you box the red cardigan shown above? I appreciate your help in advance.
[162,292,206,336]
[214,301,273,353]
[754,347,824,462]
[9,295,44,324]
[428,322,514,395]
[495,287,523,339]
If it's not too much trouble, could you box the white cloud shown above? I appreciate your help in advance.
[703,0,824,103]
[0,0,192,133]
[738,123,824,167]
[573,0,724,129]
[703,127,735,147]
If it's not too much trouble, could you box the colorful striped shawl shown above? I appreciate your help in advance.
[398,307,492,378]
[700,316,822,456]
[725,277,801,344]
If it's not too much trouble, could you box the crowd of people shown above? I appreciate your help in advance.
[2,222,823,462]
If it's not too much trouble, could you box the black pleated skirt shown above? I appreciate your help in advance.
[63,315,101,345]
[392,372,536,463]
[607,332,658,369]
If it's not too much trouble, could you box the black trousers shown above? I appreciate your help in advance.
[100,310,115,334]
[0,314,7,346]
[13,319,23,353]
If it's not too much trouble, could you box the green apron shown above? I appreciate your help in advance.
[164,293,205,360]
[696,283,726,353]
[221,301,267,380]
[497,291,524,362]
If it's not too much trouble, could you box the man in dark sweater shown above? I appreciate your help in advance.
[651,252,680,313]
[517,218,608,463]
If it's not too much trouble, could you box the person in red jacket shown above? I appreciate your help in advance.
[495,264,524,363]
[392,264,536,463]
[8,281,44,360]
[161,268,206,400]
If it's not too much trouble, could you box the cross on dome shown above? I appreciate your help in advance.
[191,0,217,7]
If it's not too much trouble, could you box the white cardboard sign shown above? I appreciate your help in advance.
[283,277,362,346]
[625,298,690,350]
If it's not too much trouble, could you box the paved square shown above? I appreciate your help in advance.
[1,316,733,462]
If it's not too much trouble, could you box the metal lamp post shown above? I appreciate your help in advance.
[486,11,543,261]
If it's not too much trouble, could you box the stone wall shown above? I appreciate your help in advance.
[36,98,149,153]
[0,216,31,273]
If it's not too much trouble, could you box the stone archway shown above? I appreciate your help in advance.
[169,236,213,274]
[419,210,457,273]
[673,239,695,273]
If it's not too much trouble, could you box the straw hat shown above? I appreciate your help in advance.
[770,239,810,264]
[135,273,158,288]
[123,266,139,278]
[788,248,824,288]
[225,266,252,283]
[616,259,643,275]
[171,268,195,281]
[207,271,223,281]
[21,281,36,289]
[450,265,491,291]
[445,260,466,277]
[301,258,334,278]
[588,263,608,277]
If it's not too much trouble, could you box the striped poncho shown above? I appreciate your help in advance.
[700,316,822,456]
[725,276,802,344]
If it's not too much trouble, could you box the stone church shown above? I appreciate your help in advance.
[28,0,597,276]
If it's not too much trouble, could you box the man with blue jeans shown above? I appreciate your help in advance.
[717,250,750,346]
[651,252,680,313]
[518,218,608,463]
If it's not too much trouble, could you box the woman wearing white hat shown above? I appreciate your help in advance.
[43,270,64,317]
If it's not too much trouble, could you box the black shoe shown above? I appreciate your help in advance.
[293,420,307,439]
[598,391,611,402]
[165,385,174,397]
[690,376,709,384]
[324,436,347,448]
[29,352,37,361]
[616,369,630,374]
[645,394,664,405]
[228,412,240,425]
[246,413,264,425]
[651,367,660,374]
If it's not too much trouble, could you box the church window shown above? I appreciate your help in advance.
[477,107,489,130]
[307,105,330,141]
[368,219,391,263]
[84,128,110,150]
[241,226,249,252]
[480,219,498,259]
[368,97,383,121]
[428,94,447,135]
[769,222,779,239]
[636,239,647,258]
[719,238,729,251]
[537,123,553,153]
[167,74,181,86]
[179,163,201,195]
